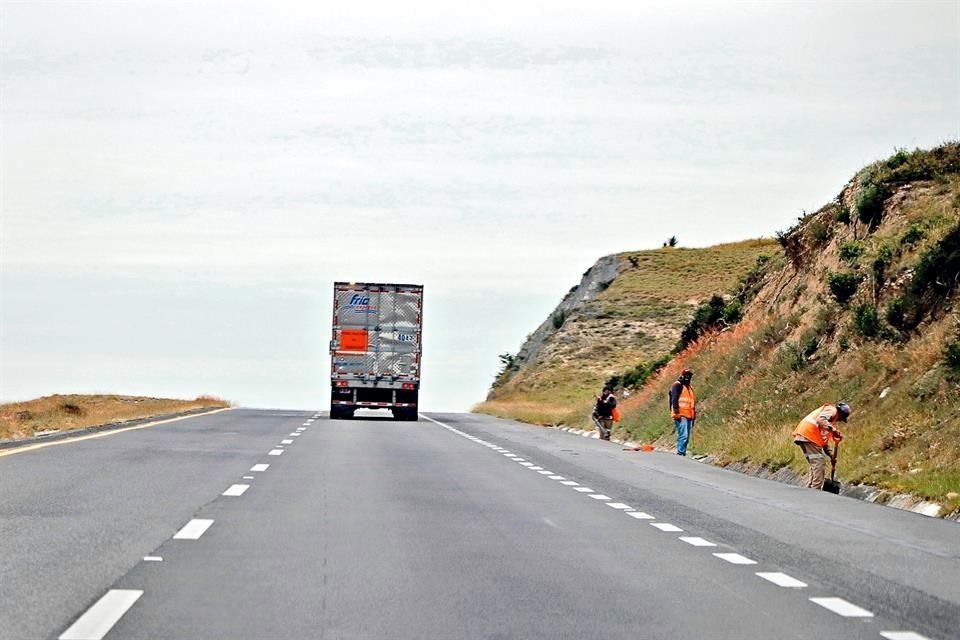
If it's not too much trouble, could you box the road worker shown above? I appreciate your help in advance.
[593,386,617,441]
[792,402,850,490]
[669,368,696,455]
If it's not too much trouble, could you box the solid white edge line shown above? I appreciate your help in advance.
[251,464,269,471]
[879,632,932,640]
[173,519,215,540]
[2,407,232,459]
[59,589,143,640]
[222,484,249,496]
[755,572,807,588]
[808,597,873,617]
[678,536,716,547]
[713,553,757,565]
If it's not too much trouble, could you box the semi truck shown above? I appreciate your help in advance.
[329,282,423,421]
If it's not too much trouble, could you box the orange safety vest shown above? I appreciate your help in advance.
[792,405,838,447]
[673,385,696,420]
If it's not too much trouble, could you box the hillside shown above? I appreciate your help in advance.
[476,143,960,514]
[475,238,781,425]
[0,394,230,441]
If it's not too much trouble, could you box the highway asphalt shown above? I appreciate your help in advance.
[1,409,957,640]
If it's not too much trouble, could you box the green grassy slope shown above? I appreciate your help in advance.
[475,239,780,425]
[618,144,960,512]
[477,143,960,513]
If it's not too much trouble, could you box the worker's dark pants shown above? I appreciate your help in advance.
[593,416,612,440]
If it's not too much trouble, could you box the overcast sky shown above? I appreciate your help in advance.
[1,1,958,411]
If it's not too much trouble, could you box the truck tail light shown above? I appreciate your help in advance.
[335,381,349,387]
[402,383,415,390]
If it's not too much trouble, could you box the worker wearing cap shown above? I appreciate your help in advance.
[792,402,850,490]
[669,369,696,456]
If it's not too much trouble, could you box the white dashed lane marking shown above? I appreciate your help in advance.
[143,556,162,562]
[222,484,250,497]
[809,597,873,617]
[173,519,214,540]
[755,572,807,588]
[242,475,254,480]
[59,589,143,640]
[678,536,716,547]
[251,464,269,472]
[713,553,757,565]
[268,449,284,456]
[423,415,930,638]
[290,432,301,436]
[281,439,293,444]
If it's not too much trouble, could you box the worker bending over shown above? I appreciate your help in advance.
[792,402,851,490]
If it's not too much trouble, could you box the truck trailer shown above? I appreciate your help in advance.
[329,282,423,421]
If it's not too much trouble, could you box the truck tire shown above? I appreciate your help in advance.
[393,407,419,422]
[330,405,354,420]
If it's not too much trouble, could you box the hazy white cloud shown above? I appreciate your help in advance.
[2,1,958,409]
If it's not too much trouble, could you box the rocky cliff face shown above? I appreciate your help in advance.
[499,255,618,385]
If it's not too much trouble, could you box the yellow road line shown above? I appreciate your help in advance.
[0,407,233,458]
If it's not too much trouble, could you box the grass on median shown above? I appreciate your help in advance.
[0,394,231,441]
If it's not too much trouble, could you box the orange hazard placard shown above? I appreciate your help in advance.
[339,329,369,352]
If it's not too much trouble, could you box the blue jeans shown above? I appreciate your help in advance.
[674,417,694,456]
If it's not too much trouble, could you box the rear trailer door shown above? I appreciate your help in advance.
[331,283,423,385]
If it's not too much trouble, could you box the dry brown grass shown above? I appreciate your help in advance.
[472,400,583,426]
[0,394,231,441]
[484,239,779,425]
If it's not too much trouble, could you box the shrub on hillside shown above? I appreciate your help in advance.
[856,182,890,228]
[806,219,830,246]
[885,299,907,329]
[827,271,862,304]
[835,205,851,224]
[945,339,960,377]
[839,241,864,264]
[675,295,728,353]
[900,224,925,248]
[853,304,881,337]
[872,243,895,298]
[552,310,566,330]
[608,354,672,391]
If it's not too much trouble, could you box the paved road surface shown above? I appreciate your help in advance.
[1,409,957,639]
